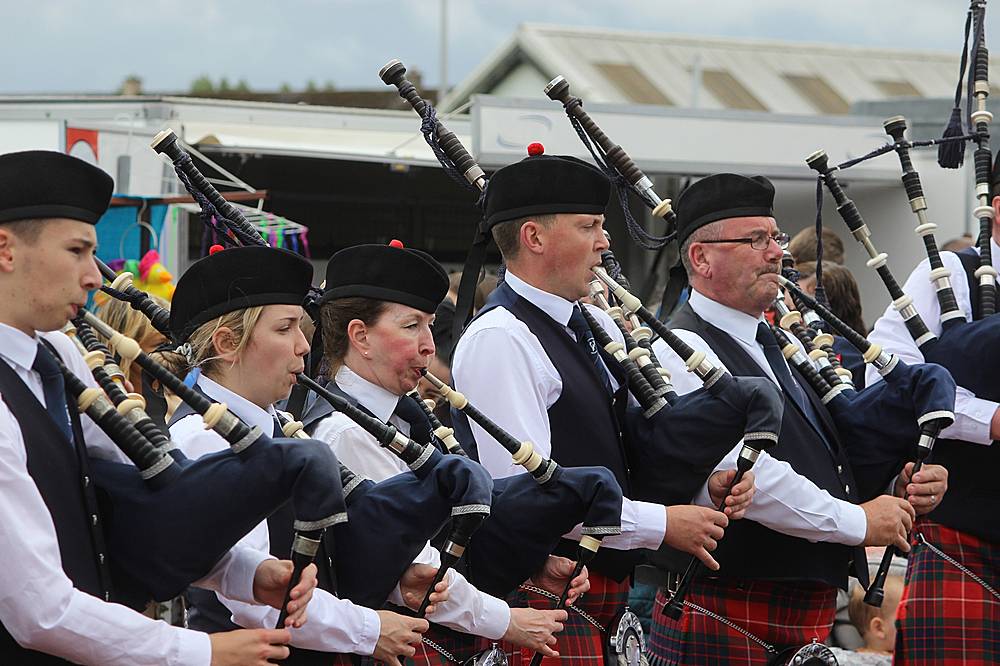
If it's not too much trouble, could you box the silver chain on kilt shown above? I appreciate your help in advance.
[916,532,1000,602]
[420,583,607,664]
[519,584,606,631]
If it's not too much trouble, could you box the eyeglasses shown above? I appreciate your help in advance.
[697,232,790,251]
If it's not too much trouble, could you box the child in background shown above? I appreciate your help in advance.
[830,575,904,666]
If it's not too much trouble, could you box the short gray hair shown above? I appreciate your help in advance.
[680,220,725,275]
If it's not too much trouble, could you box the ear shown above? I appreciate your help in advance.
[688,241,712,280]
[0,227,17,274]
[210,326,240,360]
[346,318,371,356]
[519,218,546,256]
[992,196,1000,238]
[869,616,886,640]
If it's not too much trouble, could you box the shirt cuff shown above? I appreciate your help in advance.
[839,502,868,546]
[350,606,381,656]
[220,545,274,605]
[941,395,998,444]
[477,592,513,641]
[177,629,212,666]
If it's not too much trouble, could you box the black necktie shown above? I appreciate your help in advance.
[272,416,284,438]
[567,305,613,395]
[393,395,433,445]
[32,343,74,443]
[755,321,831,442]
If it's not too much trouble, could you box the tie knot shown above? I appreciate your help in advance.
[32,343,62,378]
[567,305,590,336]
[755,322,778,349]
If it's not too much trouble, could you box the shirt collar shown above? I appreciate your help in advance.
[688,289,766,346]
[504,270,578,327]
[335,364,399,423]
[196,374,277,436]
[0,322,45,372]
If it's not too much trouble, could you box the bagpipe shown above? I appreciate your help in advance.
[589,265,783,620]
[60,309,347,618]
[806,108,999,402]
[149,127,498,614]
[774,251,855,390]
[778,279,956,607]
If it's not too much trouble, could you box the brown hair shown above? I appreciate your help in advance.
[319,297,389,368]
[491,214,556,261]
[788,227,845,265]
[0,218,51,244]
[795,261,865,334]
[848,576,903,637]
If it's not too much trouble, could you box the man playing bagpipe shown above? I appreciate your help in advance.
[0,151,316,665]
[865,152,1000,664]
[649,173,950,665]
[451,147,757,664]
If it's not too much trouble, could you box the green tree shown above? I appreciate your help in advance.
[235,78,251,93]
[189,75,214,95]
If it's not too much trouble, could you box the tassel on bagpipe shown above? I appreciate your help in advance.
[544,76,673,226]
[590,267,782,619]
[294,373,493,615]
[780,278,956,606]
[73,309,347,615]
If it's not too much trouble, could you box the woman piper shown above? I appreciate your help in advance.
[165,244,446,666]
[307,241,587,665]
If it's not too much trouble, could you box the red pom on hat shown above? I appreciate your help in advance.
[527,142,545,156]
[388,239,405,249]
[209,244,225,255]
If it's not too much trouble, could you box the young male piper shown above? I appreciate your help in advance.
[865,155,1000,665]
[0,150,313,665]
[452,148,754,664]
[650,173,949,665]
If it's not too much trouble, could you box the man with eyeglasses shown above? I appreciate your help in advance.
[645,173,948,666]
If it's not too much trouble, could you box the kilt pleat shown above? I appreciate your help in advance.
[894,519,1000,666]
[648,578,837,666]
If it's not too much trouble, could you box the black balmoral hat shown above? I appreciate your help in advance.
[0,150,114,225]
[483,143,610,230]
[170,245,313,342]
[320,240,448,314]
[675,173,775,245]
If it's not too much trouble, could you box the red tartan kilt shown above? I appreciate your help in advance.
[649,578,837,666]
[504,572,630,666]
[894,518,1000,666]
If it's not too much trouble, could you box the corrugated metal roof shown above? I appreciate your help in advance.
[440,23,996,115]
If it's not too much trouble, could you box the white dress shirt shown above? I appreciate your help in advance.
[0,323,213,665]
[310,365,511,641]
[170,374,381,656]
[866,241,999,445]
[651,290,868,546]
[451,271,668,551]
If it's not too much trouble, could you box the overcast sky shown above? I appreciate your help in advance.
[7,0,997,94]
